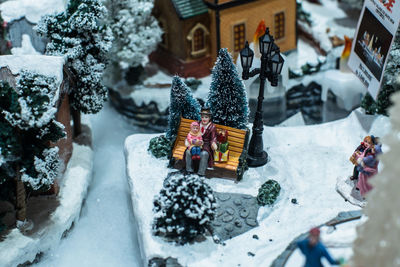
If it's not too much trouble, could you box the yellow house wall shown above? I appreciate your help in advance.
[209,0,296,62]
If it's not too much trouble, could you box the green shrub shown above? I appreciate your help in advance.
[257,179,281,206]
[148,135,172,159]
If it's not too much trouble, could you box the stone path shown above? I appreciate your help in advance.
[212,192,260,242]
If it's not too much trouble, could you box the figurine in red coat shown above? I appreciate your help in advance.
[185,108,217,176]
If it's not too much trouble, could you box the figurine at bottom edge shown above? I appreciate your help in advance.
[297,228,341,267]
[184,108,217,176]
[185,121,203,161]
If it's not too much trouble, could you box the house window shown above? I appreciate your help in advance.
[274,12,285,40]
[194,28,205,51]
[187,23,209,57]
[233,23,246,52]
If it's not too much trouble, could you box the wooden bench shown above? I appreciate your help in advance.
[169,117,249,181]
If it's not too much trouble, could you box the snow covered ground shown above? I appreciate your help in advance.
[32,104,145,267]
[125,109,390,266]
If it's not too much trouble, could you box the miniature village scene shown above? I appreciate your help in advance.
[0,0,399,266]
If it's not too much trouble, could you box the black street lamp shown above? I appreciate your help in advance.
[240,28,284,167]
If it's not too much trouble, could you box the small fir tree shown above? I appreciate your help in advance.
[207,48,249,129]
[152,173,217,244]
[166,76,201,140]
[0,71,65,221]
[36,0,113,114]
[352,92,400,266]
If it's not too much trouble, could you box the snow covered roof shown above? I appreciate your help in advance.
[0,55,65,90]
[171,0,208,19]
[0,0,66,24]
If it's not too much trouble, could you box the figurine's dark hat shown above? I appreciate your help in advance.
[200,107,212,116]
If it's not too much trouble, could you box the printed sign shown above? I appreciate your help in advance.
[348,0,400,99]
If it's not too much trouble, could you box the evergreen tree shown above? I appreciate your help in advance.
[152,173,217,244]
[103,0,162,84]
[0,71,65,221]
[360,28,400,115]
[36,0,113,114]
[207,48,249,129]
[166,76,201,140]
[352,92,400,266]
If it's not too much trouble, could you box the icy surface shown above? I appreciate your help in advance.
[0,0,66,24]
[0,55,65,89]
[321,69,365,111]
[10,34,40,55]
[125,109,390,266]
[0,143,93,267]
[33,104,142,267]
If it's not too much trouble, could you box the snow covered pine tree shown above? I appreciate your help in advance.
[207,48,249,129]
[36,0,113,115]
[0,70,65,221]
[103,0,162,85]
[166,76,201,140]
[152,173,217,244]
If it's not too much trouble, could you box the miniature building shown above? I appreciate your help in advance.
[151,0,297,78]
[0,55,74,169]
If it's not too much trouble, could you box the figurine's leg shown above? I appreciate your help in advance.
[351,166,359,180]
[198,151,209,176]
[185,150,194,173]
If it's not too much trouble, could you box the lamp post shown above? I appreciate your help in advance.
[240,28,284,167]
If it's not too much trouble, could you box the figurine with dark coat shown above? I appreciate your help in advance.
[297,228,340,267]
[185,108,217,176]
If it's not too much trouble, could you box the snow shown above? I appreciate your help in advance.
[0,55,65,89]
[299,0,356,53]
[125,109,390,266]
[33,104,142,267]
[11,34,40,55]
[0,142,93,267]
[0,0,66,24]
[321,69,365,110]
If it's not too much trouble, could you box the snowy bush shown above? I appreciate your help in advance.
[148,135,172,159]
[153,173,217,244]
[105,0,161,70]
[207,48,249,129]
[0,71,64,197]
[166,76,201,140]
[257,180,281,206]
[36,0,113,114]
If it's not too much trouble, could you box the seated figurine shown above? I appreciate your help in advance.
[214,128,229,162]
[185,121,203,161]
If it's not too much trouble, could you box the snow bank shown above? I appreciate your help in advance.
[0,55,65,89]
[0,0,66,24]
[124,109,390,266]
[0,143,93,267]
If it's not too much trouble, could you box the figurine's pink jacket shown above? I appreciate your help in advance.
[185,131,202,150]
